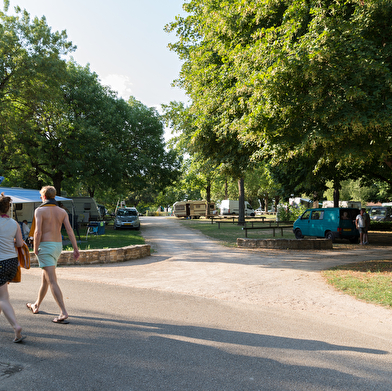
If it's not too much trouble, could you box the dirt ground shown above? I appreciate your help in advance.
[26,218,392,338]
[333,231,392,249]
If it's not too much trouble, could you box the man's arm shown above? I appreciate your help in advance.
[63,213,80,261]
[33,209,43,255]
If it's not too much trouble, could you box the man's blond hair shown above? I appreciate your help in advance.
[40,186,56,199]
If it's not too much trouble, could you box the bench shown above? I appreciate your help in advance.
[242,225,293,238]
[211,216,267,226]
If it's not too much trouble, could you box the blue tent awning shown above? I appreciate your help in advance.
[0,187,71,203]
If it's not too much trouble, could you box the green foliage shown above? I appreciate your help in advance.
[167,0,392,208]
[369,221,392,232]
[0,6,181,204]
[277,203,307,222]
[324,179,392,204]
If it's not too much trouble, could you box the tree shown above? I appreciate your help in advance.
[0,4,75,191]
[168,1,392,210]
[166,3,260,224]
[232,1,392,187]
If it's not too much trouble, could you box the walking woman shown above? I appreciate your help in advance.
[0,192,25,342]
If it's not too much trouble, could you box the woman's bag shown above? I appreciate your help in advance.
[17,241,31,269]
[11,265,21,283]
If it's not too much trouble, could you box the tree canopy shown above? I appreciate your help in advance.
[166,0,392,204]
[0,4,181,206]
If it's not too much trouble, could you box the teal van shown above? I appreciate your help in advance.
[293,208,360,243]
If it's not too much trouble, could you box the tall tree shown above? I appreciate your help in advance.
[168,0,392,208]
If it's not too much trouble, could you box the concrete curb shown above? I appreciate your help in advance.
[237,238,333,250]
[29,244,151,266]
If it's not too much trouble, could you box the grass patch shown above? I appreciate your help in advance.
[62,225,144,251]
[322,261,392,308]
[178,217,294,247]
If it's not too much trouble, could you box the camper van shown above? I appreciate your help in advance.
[69,197,102,223]
[293,207,360,243]
[220,200,255,216]
[173,200,215,219]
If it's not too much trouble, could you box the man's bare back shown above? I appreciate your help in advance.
[35,206,67,243]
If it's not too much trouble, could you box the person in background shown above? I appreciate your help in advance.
[363,209,371,245]
[356,208,368,245]
[0,192,25,343]
[22,220,30,239]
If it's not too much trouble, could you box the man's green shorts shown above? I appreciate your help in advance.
[37,242,62,268]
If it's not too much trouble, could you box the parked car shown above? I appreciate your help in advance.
[114,207,140,230]
[293,207,360,243]
[368,206,392,221]
[255,208,263,216]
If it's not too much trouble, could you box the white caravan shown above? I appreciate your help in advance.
[220,200,255,216]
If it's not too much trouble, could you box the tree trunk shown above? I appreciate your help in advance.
[313,191,319,208]
[88,187,95,197]
[225,179,228,199]
[333,180,340,208]
[206,178,211,216]
[238,177,245,225]
[274,196,280,212]
[264,193,269,213]
[52,172,64,197]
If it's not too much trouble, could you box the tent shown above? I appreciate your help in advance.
[0,187,74,225]
[0,187,71,204]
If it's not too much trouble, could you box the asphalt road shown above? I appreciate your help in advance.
[1,216,392,390]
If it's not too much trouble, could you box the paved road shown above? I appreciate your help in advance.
[2,216,392,390]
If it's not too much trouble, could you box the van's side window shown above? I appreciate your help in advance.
[311,211,324,220]
[301,211,311,220]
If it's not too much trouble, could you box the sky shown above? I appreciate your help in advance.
[7,0,189,138]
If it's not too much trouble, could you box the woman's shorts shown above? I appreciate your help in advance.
[0,257,18,286]
[358,227,367,233]
[37,242,63,268]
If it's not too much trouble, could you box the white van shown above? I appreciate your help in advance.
[220,200,255,216]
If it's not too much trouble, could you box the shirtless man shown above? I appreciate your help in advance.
[26,186,79,323]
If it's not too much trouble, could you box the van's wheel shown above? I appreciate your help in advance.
[325,231,334,242]
[294,229,303,239]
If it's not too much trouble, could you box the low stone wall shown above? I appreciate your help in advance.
[237,238,333,250]
[29,244,151,266]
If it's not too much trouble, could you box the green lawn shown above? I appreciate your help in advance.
[62,224,144,251]
[322,261,392,308]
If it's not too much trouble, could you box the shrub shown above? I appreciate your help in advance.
[370,221,392,231]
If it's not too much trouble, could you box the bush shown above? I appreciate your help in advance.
[276,203,307,222]
[370,221,392,231]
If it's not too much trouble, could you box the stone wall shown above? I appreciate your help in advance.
[237,238,332,250]
[29,244,151,266]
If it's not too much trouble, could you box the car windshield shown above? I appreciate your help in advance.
[117,209,137,217]
[370,208,386,216]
